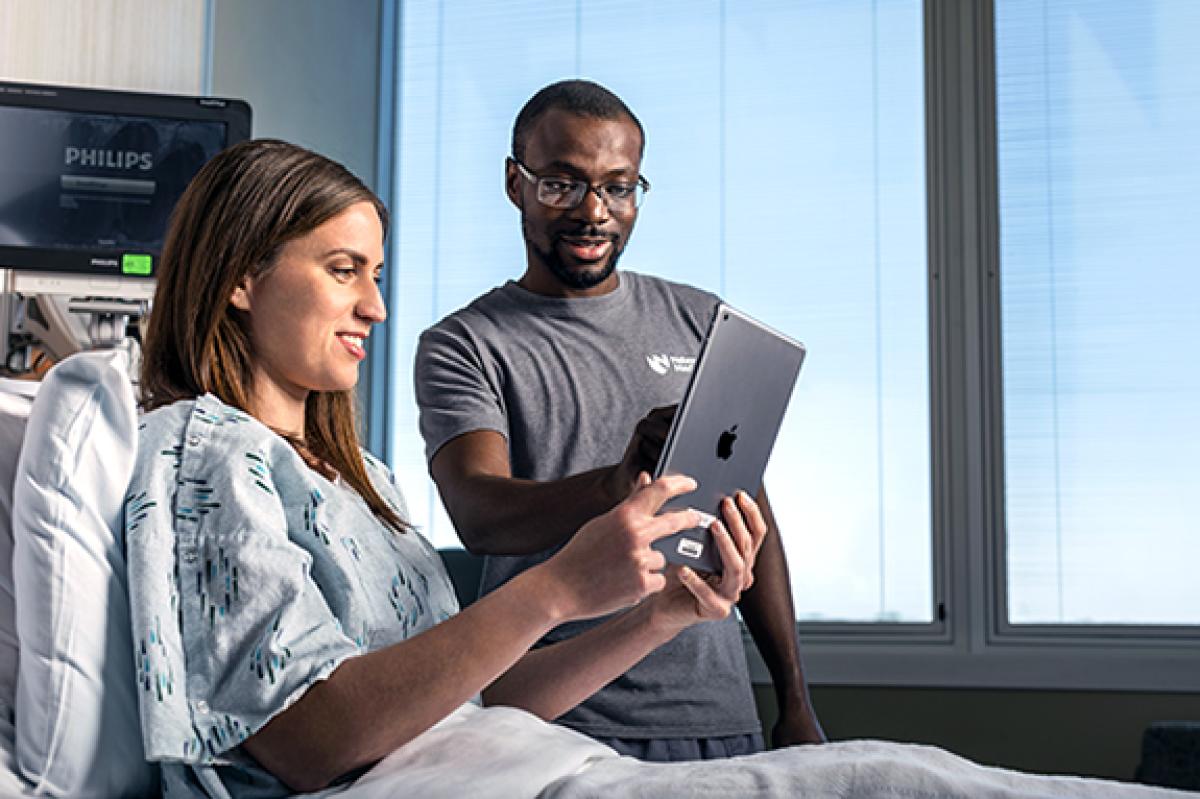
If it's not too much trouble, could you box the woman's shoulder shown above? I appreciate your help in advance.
[137,396,196,446]
[138,394,274,452]
[360,448,404,498]
[360,449,391,480]
[358,449,414,527]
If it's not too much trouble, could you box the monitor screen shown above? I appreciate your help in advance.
[0,82,251,279]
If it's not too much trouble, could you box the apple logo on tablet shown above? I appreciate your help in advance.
[716,425,738,460]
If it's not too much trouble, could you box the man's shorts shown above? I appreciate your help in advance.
[591,732,764,762]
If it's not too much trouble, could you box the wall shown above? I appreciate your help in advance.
[0,0,383,198]
[755,684,1200,782]
[0,0,205,92]
[0,0,387,434]
[209,0,382,190]
[208,0,384,425]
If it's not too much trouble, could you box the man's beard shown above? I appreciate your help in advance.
[523,216,622,290]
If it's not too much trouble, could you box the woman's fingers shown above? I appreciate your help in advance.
[737,490,769,557]
[626,473,697,517]
[707,518,750,599]
[607,478,771,619]
[725,491,767,559]
[649,507,704,542]
[715,492,766,592]
[676,566,723,618]
[720,495,755,568]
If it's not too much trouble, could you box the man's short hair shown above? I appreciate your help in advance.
[511,79,644,162]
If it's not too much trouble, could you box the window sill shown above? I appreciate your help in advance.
[744,629,1200,692]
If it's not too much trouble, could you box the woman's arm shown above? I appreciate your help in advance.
[241,474,710,793]
[243,565,568,792]
[482,488,767,720]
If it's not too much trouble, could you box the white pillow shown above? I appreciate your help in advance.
[11,350,156,797]
[0,378,39,738]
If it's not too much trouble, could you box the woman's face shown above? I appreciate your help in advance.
[231,201,386,431]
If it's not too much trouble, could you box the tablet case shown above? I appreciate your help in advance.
[651,304,805,573]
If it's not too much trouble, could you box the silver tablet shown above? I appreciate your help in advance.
[652,304,805,573]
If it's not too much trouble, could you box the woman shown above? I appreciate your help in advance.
[127,139,767,797]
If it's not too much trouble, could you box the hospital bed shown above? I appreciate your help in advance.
[0,351,1193,798]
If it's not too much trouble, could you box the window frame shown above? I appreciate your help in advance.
[979,0,1200,655]
[371,0,1200,693]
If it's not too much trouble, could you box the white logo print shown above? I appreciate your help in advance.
[645,353,696,376]
[677,538,704,559]
[646,354,671,375]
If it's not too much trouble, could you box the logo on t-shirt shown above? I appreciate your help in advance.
[646,354,671,374]
[645,353,696,375]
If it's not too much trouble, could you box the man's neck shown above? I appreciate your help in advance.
[517,267,621,299]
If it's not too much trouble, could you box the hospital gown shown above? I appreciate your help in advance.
[125,394,460,798]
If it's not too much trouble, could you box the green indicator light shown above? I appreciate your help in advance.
[122,253,153,276]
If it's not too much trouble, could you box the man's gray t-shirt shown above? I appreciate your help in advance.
[415,271,761,739]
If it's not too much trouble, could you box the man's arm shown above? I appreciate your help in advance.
[429,407,675,556]
[736,486,826,747]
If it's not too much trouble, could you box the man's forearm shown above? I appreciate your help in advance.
[737,490,826,745]
[739,523,808,704]
[737,490,812,709]
[440,466,622,556]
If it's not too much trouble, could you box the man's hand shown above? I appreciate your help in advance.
[605,406,676,504]
[772,705,827,747]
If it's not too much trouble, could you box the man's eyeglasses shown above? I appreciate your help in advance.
[512,159,650,212]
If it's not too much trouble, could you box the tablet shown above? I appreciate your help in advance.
[651,304,805,573]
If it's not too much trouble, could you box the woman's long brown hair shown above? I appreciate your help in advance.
[141,139,406,532]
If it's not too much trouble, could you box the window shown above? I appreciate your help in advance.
[995,0,1200,626]
[383,0,933,624]
[374,0,1200,688]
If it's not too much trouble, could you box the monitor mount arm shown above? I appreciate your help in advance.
[0,268,152,377]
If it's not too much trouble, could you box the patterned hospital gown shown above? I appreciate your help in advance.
[125,394,460,798]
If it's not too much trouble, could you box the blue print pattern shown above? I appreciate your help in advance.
[340,535,362,562]
[192,404,250,427]
[160,444,183,471]
[125,490,156,534]
[388,563,431,638]
[176,477,219,524]
[182,715,251,760]
[197,545,239,628]
[304,488,331,545]
[248,612,293,684]
[138,613,174,702]
[244,449,274,496]
[126,394,459,797]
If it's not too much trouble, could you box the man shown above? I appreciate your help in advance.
[415,79,823,761]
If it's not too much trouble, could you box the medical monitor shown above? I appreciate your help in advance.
[0,81,251,280]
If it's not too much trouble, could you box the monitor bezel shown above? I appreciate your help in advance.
[0,80,252,279]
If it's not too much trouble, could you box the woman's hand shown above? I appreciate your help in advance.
[538,473,703,623]
[482,477,767,723]
[641,482,769,634]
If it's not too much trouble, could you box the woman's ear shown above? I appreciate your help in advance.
[229,277,254,312]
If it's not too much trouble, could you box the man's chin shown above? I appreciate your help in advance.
[547,257,618,290]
